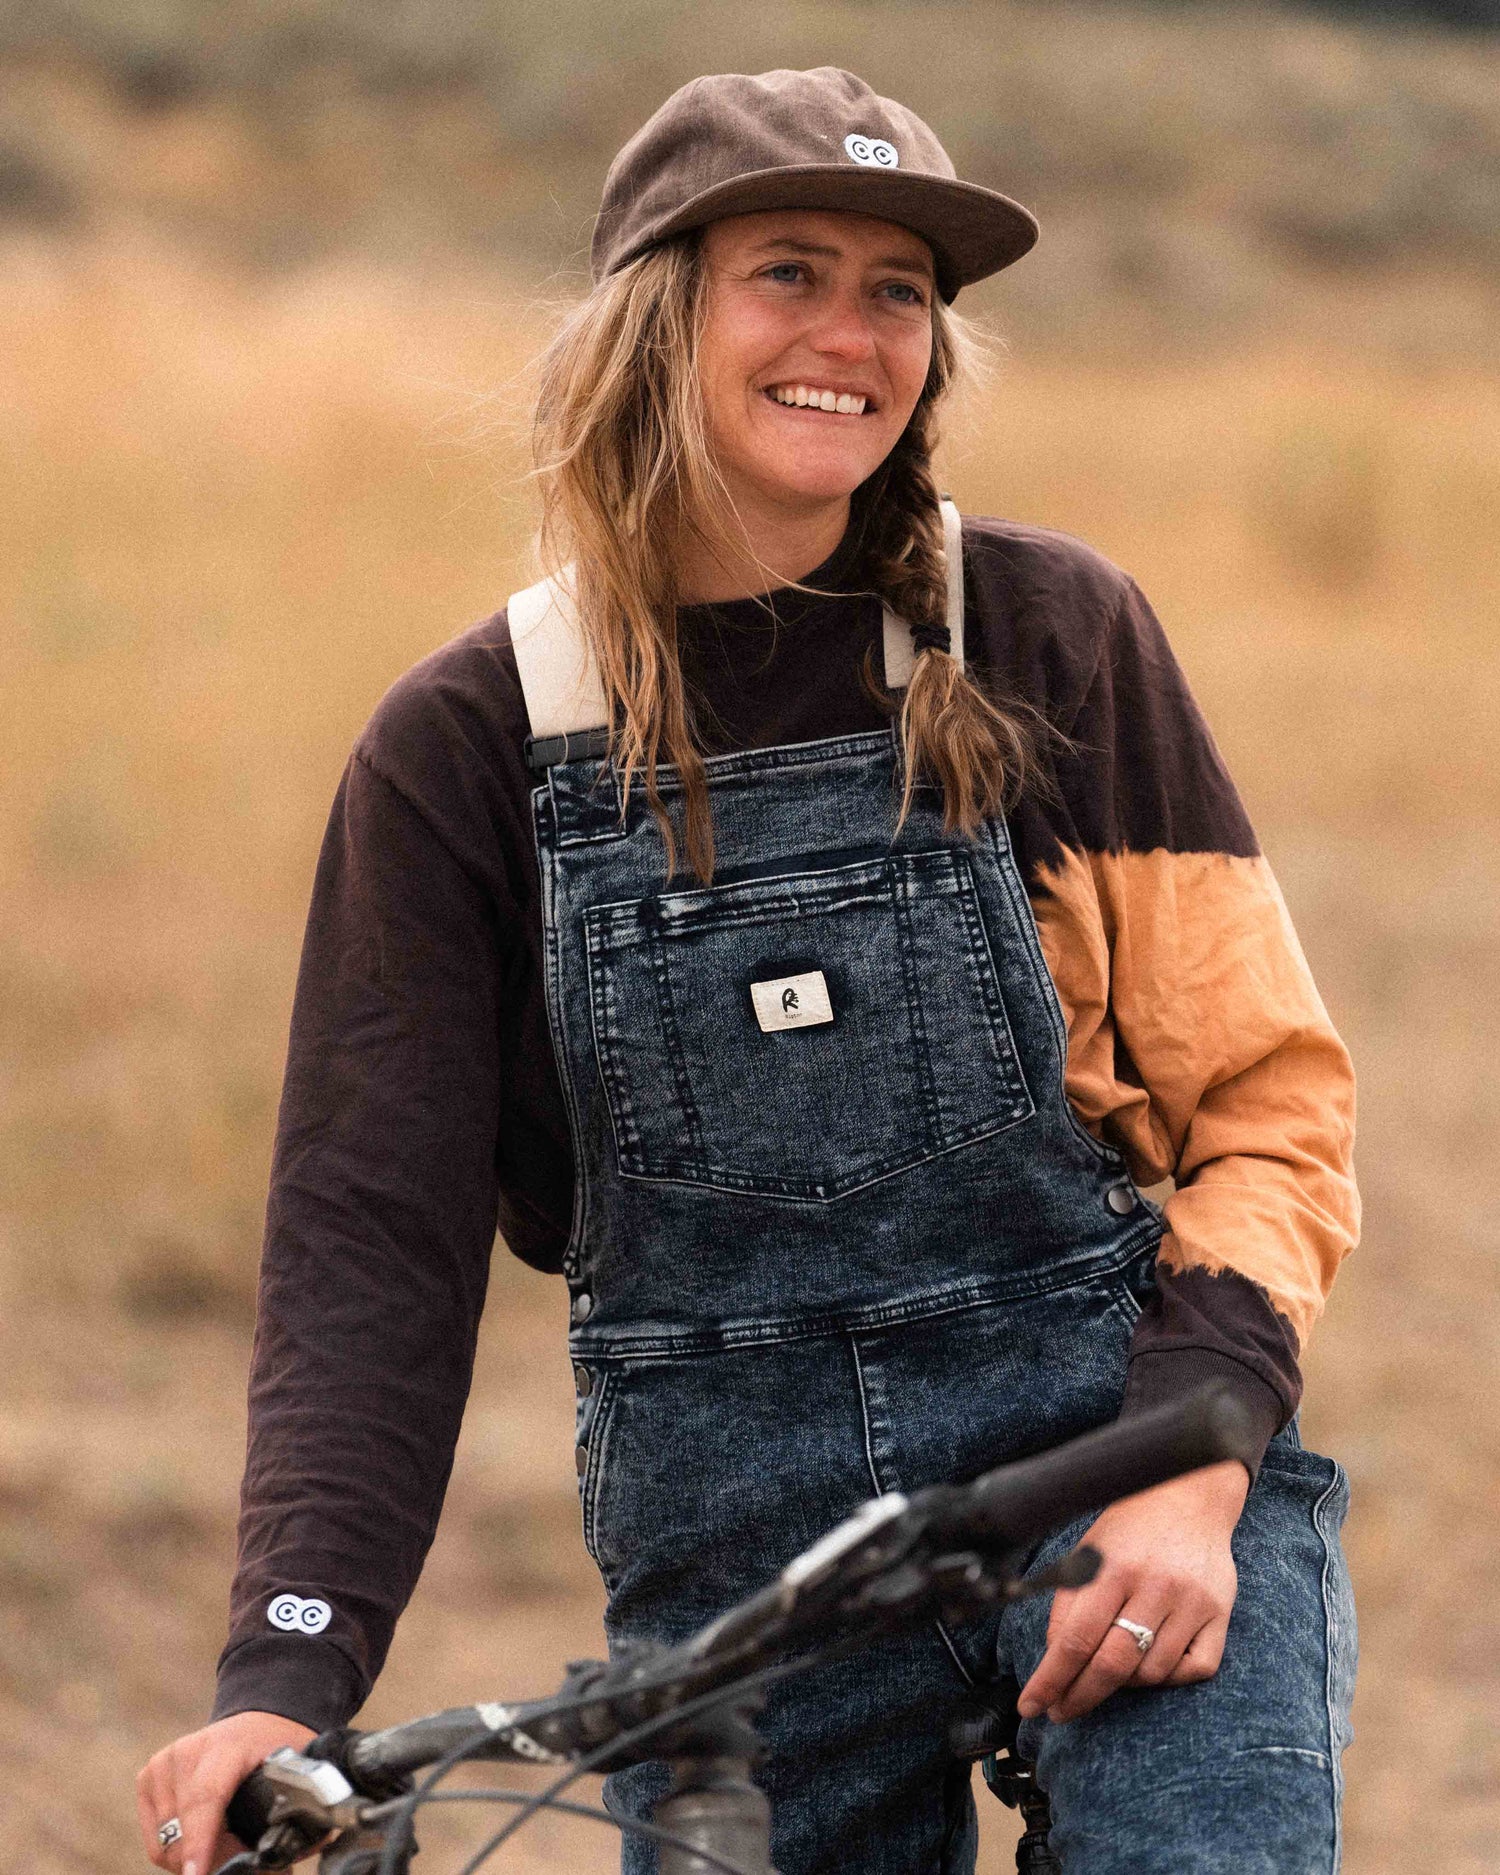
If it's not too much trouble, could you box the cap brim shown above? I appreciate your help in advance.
[632,164,1038,301]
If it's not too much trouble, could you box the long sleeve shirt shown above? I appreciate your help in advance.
[211,513,1357,1731]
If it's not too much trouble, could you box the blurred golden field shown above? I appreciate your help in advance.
[1,231,1495,1874]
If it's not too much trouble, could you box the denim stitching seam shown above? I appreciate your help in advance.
[569,1230,1165,1359]
[1312,1461,1346,1872]
[580,1367,614,1565]
[534,801,591,1283]
[848,1332,976,1693]
[848,1333,886,1498]
[647,926,706,1163]
[890,857,943,1154]
[953,849,1034,1117]
[987,817,1124,1175]
[585,922,642,1173]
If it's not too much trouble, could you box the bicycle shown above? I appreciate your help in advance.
[215,1384,1255,1875]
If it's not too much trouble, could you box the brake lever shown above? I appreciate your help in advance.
[225,1748,372,1872]
[1011,1543,1101,1598]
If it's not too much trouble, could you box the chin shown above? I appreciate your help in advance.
[758,448,886,509]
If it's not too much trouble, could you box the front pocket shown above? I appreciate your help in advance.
[583,847,1035,1202]
[575,1366,618,1568]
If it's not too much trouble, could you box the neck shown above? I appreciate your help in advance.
[674,492,850,604]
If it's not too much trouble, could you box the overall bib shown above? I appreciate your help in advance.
[512,513,1356,1874]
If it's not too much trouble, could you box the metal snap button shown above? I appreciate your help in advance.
[1106,1183,1136,1216]
[574,1363,592,1398]
[571,1290,593,1324]
[575,1443,589,1477]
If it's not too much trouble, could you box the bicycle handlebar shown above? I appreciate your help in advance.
[222,1381,1255,1868]
[931,1378,1260,1551]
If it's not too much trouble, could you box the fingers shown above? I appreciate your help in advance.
[1164,1613,1230,1686]
[1037,1596,1173,1724]
[1129,1602,1201,1688]
[1018,1569,1163,1721]
[136,1715,311,1874]
[178,1781,234,1875]
[1017,1565,1232,1724]
[137,1747,192,1873]
[1020,1590,1231,1726]
[135,1754,173,1870]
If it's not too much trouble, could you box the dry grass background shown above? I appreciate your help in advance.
[1,18,1498,1866]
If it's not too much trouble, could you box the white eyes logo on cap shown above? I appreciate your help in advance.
[844,134,899,169]
[267,1592,333,1635]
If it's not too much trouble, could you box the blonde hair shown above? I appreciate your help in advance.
[530,231,1036,880]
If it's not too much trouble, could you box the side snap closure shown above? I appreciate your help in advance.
[1106,1182,1136,1216]
[571,1290,594,1325]
[574,1443,589,1477]
[574,1363,592,1398]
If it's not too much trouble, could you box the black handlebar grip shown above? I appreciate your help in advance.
[961,1382,1259,1554]
[225,1767,280,1852]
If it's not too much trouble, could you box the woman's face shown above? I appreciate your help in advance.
[696,208,937,522]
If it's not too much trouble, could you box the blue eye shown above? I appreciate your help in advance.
[883,281,926,306]
[765,262,806,284]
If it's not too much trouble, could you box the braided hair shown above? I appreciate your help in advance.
[851,353,1038,835]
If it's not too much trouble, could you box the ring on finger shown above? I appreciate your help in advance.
[1111,1615,1155,1657]
[157,1817,184,1850]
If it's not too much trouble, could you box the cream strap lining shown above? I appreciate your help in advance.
[508,496,965,744]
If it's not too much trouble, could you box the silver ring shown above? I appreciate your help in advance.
[1112,1615,1155,1657]
[157,1817,184,1850]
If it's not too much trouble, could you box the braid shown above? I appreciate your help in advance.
[853,335,1038,837]
[854,410,950,650]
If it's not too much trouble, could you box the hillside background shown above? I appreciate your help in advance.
[1,4,1497,1871]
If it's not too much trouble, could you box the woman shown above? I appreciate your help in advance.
[137,67,1357,1875]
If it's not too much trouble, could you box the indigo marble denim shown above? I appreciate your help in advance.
[533,729,1355,1873]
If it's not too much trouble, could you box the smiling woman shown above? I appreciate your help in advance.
[694,216,935,545]
[137,65,1358,1875]
[530,198,1035,881]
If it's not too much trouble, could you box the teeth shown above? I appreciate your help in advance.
[770,385,868,414]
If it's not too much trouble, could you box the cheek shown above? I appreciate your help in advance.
[887,331,934,423]
[699,340,770,456]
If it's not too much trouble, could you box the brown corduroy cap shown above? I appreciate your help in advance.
[591,67,1038,303]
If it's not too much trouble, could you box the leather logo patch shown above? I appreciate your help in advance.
[751,969,834,1033]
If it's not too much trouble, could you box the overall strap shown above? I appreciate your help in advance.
[507,570,613,772]
[511,498,966,771]
[880,495,966,691]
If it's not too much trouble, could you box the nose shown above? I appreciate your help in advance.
[806,284,878,364]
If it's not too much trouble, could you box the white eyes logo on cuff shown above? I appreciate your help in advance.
[267,1593,333,1635]
[844,134,899,168]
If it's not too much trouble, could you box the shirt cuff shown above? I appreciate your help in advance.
[211,1634,369,1733]
[1121,1346,1285,1483]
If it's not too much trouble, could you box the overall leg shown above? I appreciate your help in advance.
[605,1630,981,1875]
[586,1336,986,1875]
[996,1431,1356,1874]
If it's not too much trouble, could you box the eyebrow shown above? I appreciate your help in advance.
[747,237,934,280]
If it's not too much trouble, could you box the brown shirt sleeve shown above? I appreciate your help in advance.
[1015,562,1358,1458]
[212,740,512,1730]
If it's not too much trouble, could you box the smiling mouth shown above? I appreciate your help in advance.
[764,384,874,416]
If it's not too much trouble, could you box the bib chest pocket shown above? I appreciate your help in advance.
[583,848,1034,1203]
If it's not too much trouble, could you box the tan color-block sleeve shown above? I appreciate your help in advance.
[1033,843,1358,1350]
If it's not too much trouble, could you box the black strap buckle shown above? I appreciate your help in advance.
[524,726,613,773]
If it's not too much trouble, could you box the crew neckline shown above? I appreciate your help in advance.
[675,512,868,630]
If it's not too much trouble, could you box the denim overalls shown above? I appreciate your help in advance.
[510,510,1356,1874]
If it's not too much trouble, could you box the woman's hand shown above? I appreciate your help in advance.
[136,1710,317,1874]
[1016,1458,1249,1725]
